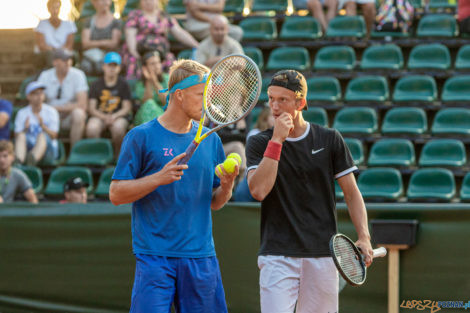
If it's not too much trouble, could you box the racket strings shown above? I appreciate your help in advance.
[205,56,260,124]
[333,238,365,284]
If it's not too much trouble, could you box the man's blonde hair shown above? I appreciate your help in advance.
[0,140,14,155]
[168,59,210,91]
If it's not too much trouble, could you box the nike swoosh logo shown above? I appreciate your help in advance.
[311,148,325,155]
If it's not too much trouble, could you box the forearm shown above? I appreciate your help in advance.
[345,188,370,240]
[171,27,199,48]
[196,1,224,13]
[40,125,58,139]
[211,184,233,211]
[247,157,278,201]
[112,107,131,119]
[125,28,138,55]
[24,188,38,204]
[110,175,163,205]
[55,103,76,113]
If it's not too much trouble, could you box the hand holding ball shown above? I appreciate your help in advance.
[215,153,242,178]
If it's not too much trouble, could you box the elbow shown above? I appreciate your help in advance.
[248,184,267,202]
[109,183,123,206]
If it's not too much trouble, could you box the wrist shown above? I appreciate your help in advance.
[264,140,282,161]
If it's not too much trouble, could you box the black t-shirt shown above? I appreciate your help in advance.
[89,77,132,114]
[246,123,357,257]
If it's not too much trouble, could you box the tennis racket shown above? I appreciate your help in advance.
[177,54,262,165]
[330,233,387,287]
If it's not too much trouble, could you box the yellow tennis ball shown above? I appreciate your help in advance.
[227,153,242,166]
[215,164,224,178]
[223,158,238,174]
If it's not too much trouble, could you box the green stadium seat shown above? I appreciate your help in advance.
[333,107,378,134]
[429,0,456,9]
[303,107,328,127]
[441,75,470,102]
[16,75,36,101]
[244,47,264,72]
[122,0,139,17]
[410,0,424,7]
[407,168,456,201]
[368,139,415,167]
[431,108,470,135]
[360,44,404,70]
[344,75,389,102]
[239,17,277,40]
[460,173,470,202]
[266,47,310,71]
[16,165,43,194]
[344,138,364,165]
[66,139,114,166]
[38,140,66,167]
[326,16,366,38]
[455,45,470,69]
[417,14,458,37]
[306,77,341,102]
[177,49,193,60]
[393,75,437,102]
[407,44,451,70]
[95,167,115,198]
[358,168,403,200]
[166,0,186,14]
[224,0,245,13]
[251,0,288,12]
[381,107,428,135]
[279,16,322,40]
[44,166,94,196]
[370,30,410,38]
[313,46,356,70]
[419,139,466,167]
[258,77,271,102]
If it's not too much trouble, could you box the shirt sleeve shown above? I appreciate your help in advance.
[194,46,207,65]
[14,109,26,133]
[75,69,89,93]
[89,80,100,100]
[112,129,143,180]
[67,21,77,34]
[34,20,46,33]
[16,170,33,193]
[125,10,140,28]
[232,41,244,55]
[331,129,357,179]
[46,107,60,133]
[120,79,132,101]
[245,133,269,174]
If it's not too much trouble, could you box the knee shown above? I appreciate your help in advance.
[71,108,87,123]
[308,0,323,11]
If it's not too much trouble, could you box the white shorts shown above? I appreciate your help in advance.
[258,255,339,313]
[339,0,374,8]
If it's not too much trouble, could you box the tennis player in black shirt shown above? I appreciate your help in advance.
[245,70,373,313]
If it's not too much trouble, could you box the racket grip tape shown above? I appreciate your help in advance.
[177,141,199,165]
[373,247,387,258]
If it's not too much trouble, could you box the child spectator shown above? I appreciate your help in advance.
[122,0,198,79]
[0,140,38,203]
[133,50,169,126]
[0,84,12,140]
[293,0,339,32]
[81,0,123,75]
[61,177,88,204]
[86,52,132,158]
[184,0,243,41]
[14,82,59,166]
[37,49,88,147]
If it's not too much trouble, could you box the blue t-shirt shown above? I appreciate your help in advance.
[112,119,225,258]
[0,99,12,140]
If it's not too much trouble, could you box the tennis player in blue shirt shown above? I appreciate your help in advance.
[110,59,238,313]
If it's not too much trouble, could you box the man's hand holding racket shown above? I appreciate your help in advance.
[153,153,189,185]
[355,238,374,267]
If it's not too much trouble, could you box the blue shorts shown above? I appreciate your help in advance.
[130,254,228,313]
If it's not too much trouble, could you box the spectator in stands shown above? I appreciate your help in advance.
[0,140,38,203]
[293,0,338,32]
[86,52,132,158]
[459,0,470,34]
[184,0,243,41]
[61,177,88,204]
[247,106,274,140]
[80,0,123,75]
[343,0,376,36]
[37,49,88,147]
[133,50,169,126]
[14,81,59,166]
[0,84,12,140]
[195,15,244,68]
[122,0,199,80]
[34,0,76,66]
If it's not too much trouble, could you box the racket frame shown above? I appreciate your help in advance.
[330,233,367,287]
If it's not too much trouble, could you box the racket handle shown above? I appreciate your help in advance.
[373,247,387,258]
[177,141,199,165]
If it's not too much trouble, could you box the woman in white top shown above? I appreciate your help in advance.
[35,0,77,65]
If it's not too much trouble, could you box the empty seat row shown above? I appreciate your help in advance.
[334,107,470,136]
[254,74,470,103]
[346,138,468,168]
[241,14,460,41]
[342,167,470,202]
[16,165,114,198]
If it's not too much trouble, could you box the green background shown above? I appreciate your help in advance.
[0,202,469,312]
